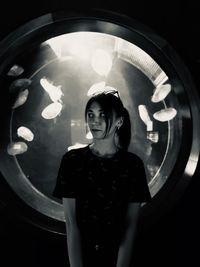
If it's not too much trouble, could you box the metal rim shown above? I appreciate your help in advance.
[0,9,199,233]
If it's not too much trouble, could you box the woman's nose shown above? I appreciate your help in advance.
[92,117,100,124]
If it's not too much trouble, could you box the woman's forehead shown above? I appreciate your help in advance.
[87,101,104,111]
[87,101,118,118]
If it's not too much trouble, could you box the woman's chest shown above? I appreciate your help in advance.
[78,158,131,201]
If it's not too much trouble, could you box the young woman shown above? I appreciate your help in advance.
[53,91,151,267]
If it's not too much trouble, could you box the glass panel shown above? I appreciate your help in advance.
[8,32,181,202]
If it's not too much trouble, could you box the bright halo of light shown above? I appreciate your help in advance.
[153,108,177,122]
[138,105,153,131]
[68,43,90,60]
[41,102,62,119]
[40,78,63,103]
[61,33,91,59]
[12,89,29,109]
[91,49,112,76]
[17,126,34,141]
[151,83,171,103]
[45,34,91,60]
[7,142,28,156]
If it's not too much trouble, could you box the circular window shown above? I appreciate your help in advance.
[0,9,199,233]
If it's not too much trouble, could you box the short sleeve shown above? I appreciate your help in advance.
[127,155,152,203]
[53,151,78,199]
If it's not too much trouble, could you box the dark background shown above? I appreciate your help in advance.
[0,1,200,266]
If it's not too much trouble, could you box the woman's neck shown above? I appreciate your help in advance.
[89,139,119,158]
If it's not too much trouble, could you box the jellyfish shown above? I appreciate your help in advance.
[7,142,28,156]
[41,102,62,119]
[87,81,106,96]
[40,78,63,103]
[147,131,159,143]
[151,83,171,103]
[138,105,153,131]
[17,126,34,141]
[12,89,29,109]
[9,78,32,94]
[7,64,24,77]
[153,108,177,122]
[91,49,113,76]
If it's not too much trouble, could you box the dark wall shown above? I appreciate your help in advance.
[0,1,200,266]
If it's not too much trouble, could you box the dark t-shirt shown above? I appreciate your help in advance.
[53,145,151,266]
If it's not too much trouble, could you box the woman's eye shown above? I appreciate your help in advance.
[88,113,94,118]
[100,112,105,117]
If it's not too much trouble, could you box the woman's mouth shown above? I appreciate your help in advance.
[91,129,101,132]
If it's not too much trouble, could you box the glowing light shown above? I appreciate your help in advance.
[7,142,28,156]
[46,39,62,58]
[41,102,62,119]
[153,108,177,122]
[86,131,93,140]
[91,49,112,76]
[7,64,24,77]
[45,34,91,60]
[138,105,153,131]
[40,78,63,103]
[17,126,34,141]
[147,131,159,143]
[87,81,106,96]
[12,89,29,109]
[68,43,89,60]
[151,83,171,103]
[68,143,88,151]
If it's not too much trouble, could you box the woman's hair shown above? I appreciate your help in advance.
[85,92,131,151]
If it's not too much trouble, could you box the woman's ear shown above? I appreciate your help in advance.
[117,117,124,129]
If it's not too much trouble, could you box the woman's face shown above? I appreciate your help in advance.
[86,101,121,140]
[87,102,107,139]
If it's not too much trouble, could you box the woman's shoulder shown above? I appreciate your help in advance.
[121,150,144,165]
[62,144,89,160]
[121,150,141,160]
